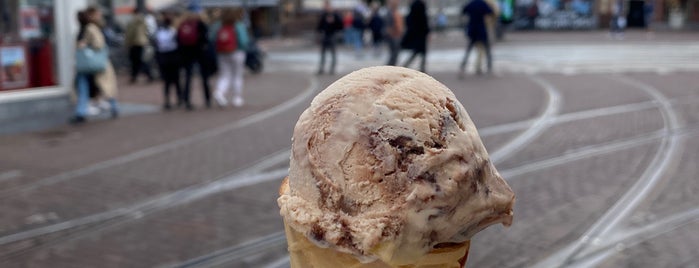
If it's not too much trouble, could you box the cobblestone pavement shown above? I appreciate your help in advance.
[1,31,698,268]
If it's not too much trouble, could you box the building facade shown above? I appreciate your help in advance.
[0,0,89,133]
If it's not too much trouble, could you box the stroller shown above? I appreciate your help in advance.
[245,39,265,74]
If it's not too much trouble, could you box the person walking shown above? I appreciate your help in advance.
[154,12,181,110]
[474,0,500,74]
[368,3,384,57]
[316,1,342,75]
[644,0,654,33]
[71,6,119,124]
[124,8,154,84]
[459,0,495,77]
[70,11,92,124]
[610,0,626,39]
[177,5,214,110]
[350,6,366,58]
[213,8,250,107]
[342,10,354,47]
[401,0,430,73]
[385,0,404,66]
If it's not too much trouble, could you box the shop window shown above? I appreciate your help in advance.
[0,0,57,91]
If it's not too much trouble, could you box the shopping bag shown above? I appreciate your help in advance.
[76,47,108,74]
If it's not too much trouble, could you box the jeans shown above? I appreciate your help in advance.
[75,73,119,117]
[74,73,90,117]
[348,27,363,55]
[460,38,492,74]
[386,37,401,66]
[318,41,337,74]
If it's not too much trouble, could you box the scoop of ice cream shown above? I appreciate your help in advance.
[278,66,515,265]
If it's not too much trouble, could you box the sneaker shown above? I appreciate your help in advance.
[232,96,244,107]
[110,109,119,119]
[87,104,100,116]
[214,92,228,107]
[69,115,86,124]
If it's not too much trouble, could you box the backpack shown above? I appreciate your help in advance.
[178,19,199,46]
[216,24,237,53]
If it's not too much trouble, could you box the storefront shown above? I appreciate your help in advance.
[0,0,87,133]
[511,0,597,29]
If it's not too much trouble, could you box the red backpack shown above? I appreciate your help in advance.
[178,19,199,46]
[216,25,237,53]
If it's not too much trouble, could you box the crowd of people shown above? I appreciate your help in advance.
[69,0,501,124]
[70,3,252,124]
[316,0,499,75]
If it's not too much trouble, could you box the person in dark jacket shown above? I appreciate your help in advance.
[316,1,343,75]
[177,6,214,110]
[368,3,384,57]
[401,0,430,73]
[124,9,154,84]
[459,0,494,76]
[350,7,366,57]
[154,13,181,110]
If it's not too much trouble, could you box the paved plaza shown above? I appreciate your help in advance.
[1,31,698,268]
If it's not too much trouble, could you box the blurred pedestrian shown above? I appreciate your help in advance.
[385,0,404,66]
[125,8,154,84]
[368,3,384,57]
[475,0,499,74]
[401,0,430,73]
[70,11,91,124]
[154,12,181,110]
[316,1,343,75]
[459,0,494,77]
[644,0,654,33]
[177,4,214,110]
[71,6,119,124]
[343,10,354,46]
[207,8,223,44]
[350,6,366,58]
[214,8,250,107]
[435,9,448,34]
[610,0,626,39]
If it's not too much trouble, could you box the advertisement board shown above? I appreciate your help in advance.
[0,45,29,90]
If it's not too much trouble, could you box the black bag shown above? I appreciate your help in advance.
[245,43,264,74]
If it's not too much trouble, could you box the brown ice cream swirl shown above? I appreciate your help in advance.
[278,66,514,265]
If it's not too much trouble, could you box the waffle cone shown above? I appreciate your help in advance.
[280,178,470,268]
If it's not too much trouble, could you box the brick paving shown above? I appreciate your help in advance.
[1,31,699,268]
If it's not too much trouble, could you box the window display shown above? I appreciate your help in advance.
[0,0,56,91]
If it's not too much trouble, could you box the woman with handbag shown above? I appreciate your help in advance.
[71,6,119,124]
[70,10,91,124]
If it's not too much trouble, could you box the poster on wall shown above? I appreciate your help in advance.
[0,45,29,90]
[514,0,597,29]
[20,6,42,39]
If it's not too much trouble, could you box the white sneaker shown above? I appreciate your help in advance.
[214,92,228,107]
[232,96,244,107]
[87,104,101,116]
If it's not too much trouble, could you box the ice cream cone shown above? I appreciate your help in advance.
[280,178,470,268]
